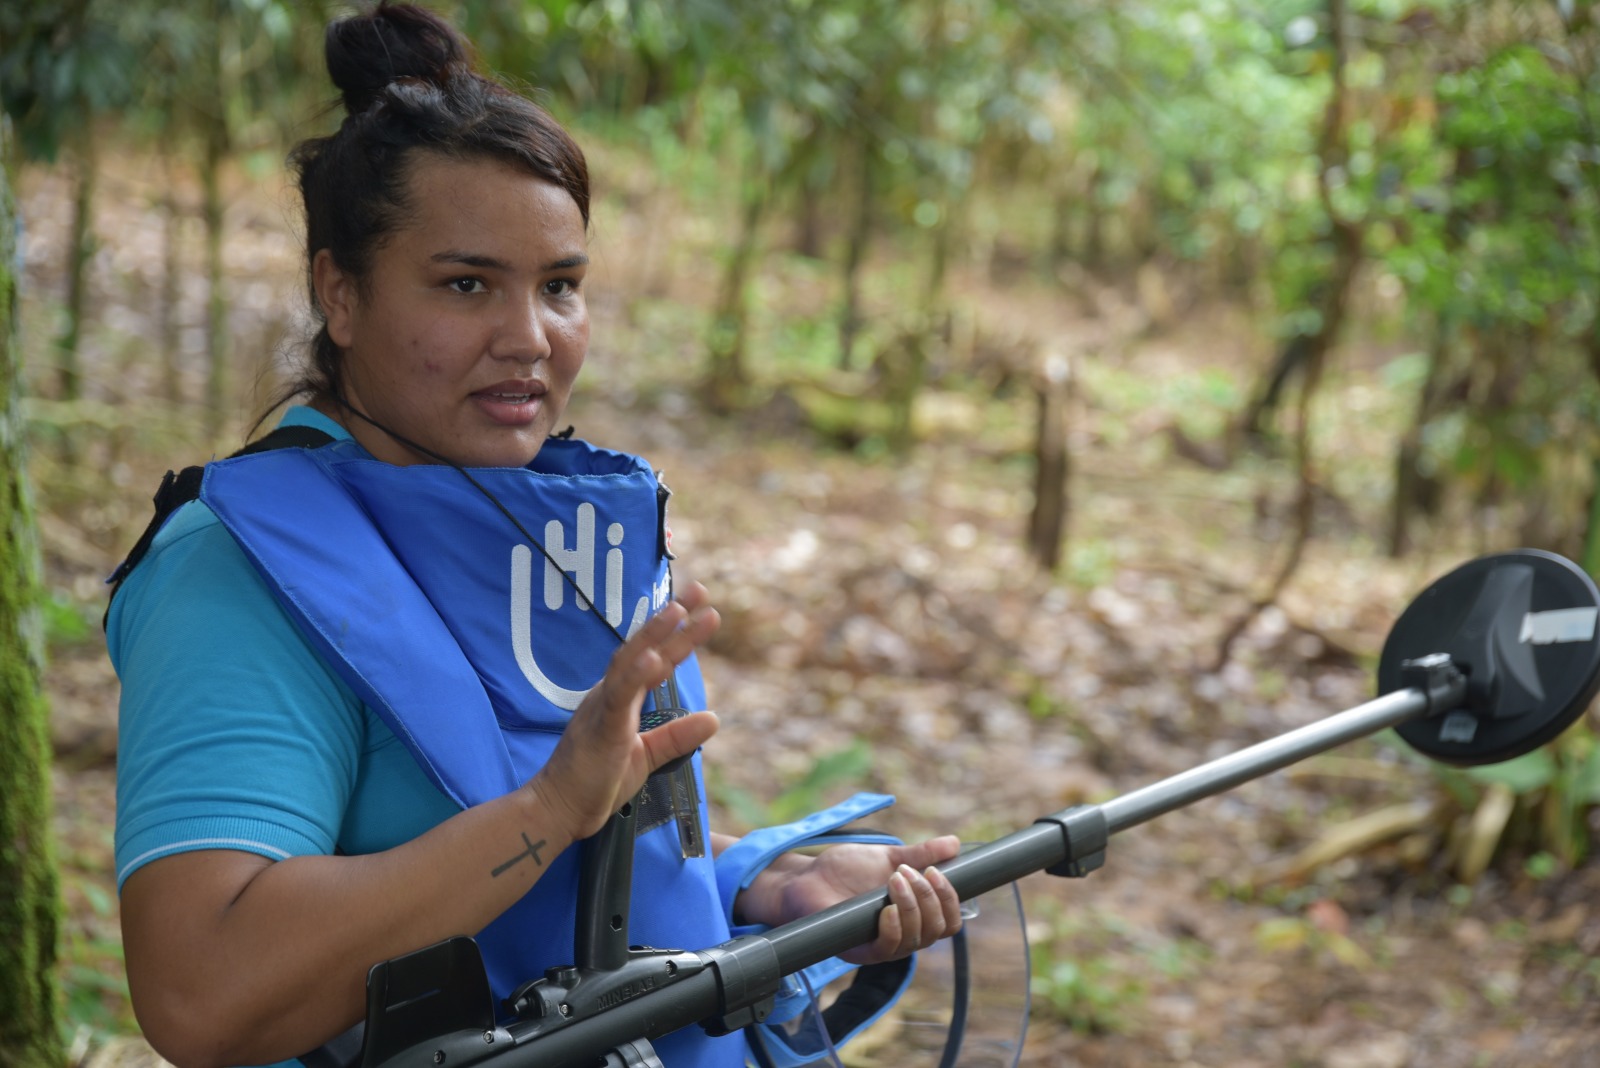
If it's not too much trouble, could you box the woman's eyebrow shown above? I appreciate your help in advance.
[427,251,590,271]
[429,250,510,270]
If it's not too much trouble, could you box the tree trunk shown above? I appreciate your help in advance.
[704,165,766,412]
[1216,0,1360,668]
[0,127,64,1068]
[57,138,95,405]
[1238,333,1314,442]
[1388,142,1474,556]
[1583,333,1600,575]
[1214,332,1331,670]
[202,7,230,441]
[161,148,184,408]
[1388,328,1449,557]
[793,180,824,260]
[837,137,876,370]
[1028,355,1072,570]
[1049,182,1073,276]
[1082,162,1106,272]
[883,331,926,455]
[1237,0,1365,448]
[883,196,961,455]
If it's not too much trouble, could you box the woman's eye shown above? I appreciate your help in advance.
[449,278,486,294]
[545,278,579,297]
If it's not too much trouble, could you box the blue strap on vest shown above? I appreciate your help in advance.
[714,793,918,1066]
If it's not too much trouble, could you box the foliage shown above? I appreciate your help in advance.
[1268,723,1600,888]
[1254,911,1372,969]
[9,0,1592,552]
[1027,904,1208,1036]
[1437,723,1600,878]
[0,1,136,161]
[710,738,875,830]
[41,590,94,648]
[1367,3,1600,553]
[58,870,133,1045]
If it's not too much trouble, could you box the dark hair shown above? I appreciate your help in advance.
[272,2,589,412]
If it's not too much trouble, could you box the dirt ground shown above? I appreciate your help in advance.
[19,142,1600,1068]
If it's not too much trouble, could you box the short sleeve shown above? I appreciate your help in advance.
[109,499,366,891]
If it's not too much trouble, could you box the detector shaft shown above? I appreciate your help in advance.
[1100,684,1444,835]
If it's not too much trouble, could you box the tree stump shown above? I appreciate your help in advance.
[1027,352,1072,571]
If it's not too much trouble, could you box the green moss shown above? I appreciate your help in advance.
[0,141,64,1068]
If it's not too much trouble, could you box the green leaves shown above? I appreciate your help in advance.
[710,739,875,828]
[1436,725,1600,880]
[1465,749,1558,795]
[0,4,137,161]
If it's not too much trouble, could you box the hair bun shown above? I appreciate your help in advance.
[325,2,471,115]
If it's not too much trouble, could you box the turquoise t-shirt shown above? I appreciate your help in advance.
[109,407,457,1068]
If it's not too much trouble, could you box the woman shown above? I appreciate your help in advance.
[108,5,961,1068]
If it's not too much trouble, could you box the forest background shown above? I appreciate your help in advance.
[3,0,1600,1065]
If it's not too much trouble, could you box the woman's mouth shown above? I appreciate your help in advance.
[474,387,543,425]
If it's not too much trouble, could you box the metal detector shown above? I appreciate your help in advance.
[349,549,1600,1068]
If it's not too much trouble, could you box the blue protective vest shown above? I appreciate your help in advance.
[198,437,740,1067]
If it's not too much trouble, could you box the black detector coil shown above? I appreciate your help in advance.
[1378,549,1600,766]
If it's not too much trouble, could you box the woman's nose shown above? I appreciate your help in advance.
[494,293,551,362]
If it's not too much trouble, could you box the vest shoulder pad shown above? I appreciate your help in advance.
[105,424,335,608]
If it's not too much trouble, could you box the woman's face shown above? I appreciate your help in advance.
[315,153,590,468]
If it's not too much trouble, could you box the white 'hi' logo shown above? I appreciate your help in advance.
[509,503,669,710]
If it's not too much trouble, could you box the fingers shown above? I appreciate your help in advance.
[849,861,963,965]
[891,835,961,871]
[587,594,720,727]
[674,580,712,613]
[535,586,720,838]
[928,863,964,935]
[888,868,924,953]
[880,838,963,949]
[639,709,720,772]
[899,863,950,949]
[621,593,721,682]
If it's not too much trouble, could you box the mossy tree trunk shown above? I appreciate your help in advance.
[0,126,64,1068]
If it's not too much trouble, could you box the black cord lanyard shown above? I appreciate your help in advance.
[339,401,631,640]
[334,397,694,739]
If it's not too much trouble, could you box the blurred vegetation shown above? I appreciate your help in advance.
[4,0,1594,556]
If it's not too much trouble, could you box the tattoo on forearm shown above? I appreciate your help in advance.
[492,832,547,877]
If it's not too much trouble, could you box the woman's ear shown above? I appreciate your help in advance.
[312,249,357,349]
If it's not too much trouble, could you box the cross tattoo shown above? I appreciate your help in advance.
[492,832,547,877]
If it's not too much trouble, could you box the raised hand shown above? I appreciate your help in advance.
[529,582,721,842]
